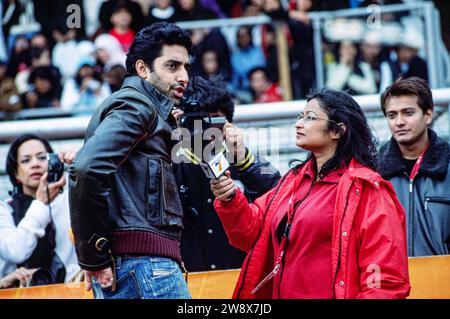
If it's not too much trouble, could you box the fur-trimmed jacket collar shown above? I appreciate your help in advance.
[377,129,450,180]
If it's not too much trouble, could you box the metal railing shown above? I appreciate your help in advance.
[1,88,450,143]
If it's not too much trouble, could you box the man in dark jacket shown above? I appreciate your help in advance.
[173,76,280,272]
[377,77,450,257]
[69,22,193,299]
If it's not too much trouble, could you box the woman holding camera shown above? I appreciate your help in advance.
[211,88,410,299]
[0,134,80,288]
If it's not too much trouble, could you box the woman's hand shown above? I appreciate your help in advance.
[0,267,37,289]
[35,173,66,205]
[210,171,236,202]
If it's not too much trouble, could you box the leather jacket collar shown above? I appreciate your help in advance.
[121,76,174,120]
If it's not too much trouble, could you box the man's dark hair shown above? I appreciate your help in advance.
[380,77,433,115]
[125,22,193,76]
[184,75,234,122]
[306,88,378,175]
[6,133,53,193]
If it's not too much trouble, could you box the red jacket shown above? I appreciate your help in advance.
[214,159,411,299]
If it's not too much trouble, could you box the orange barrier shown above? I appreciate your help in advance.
[0,282,93,299]
[408,255,450,299]
[0,256,449,299]
[0,269,240,299]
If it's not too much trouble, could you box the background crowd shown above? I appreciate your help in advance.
[1,0,446,120]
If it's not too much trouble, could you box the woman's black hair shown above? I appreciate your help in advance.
[125,22,193,76]
[6,133,53,194]
[184,75,235,122]
[304,88,378,176]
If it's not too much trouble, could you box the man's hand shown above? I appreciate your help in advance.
[84,267,114,291]
[223,123,246,163]
[58,148,79,165]
[210,171,236,202]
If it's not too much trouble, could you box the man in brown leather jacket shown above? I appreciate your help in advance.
[69,22,193,299]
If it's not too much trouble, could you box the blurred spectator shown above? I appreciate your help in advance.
[174,0,217,21]
[230,26,266,103]
[242,0,265,17]
[214,0,242,17]
[286,0,315,98]
[260,24,279,84]
[108,3,136,52]
[0,134,80,285]
[191,28,232,81]
[360,33,393,92]
[33,0,86,48]
[248,66,284,103]
[15,46,62,95]
[104,64,126,92]
[60,57,111,112]
[2,0,25,39]
[94,34,127,72]
[322,41,337,67]
[83,0,107,38]
[147,0,178,25]
[30,33,49,50]
[22,66,62,108]
[198,0,226,18]
[388,32,429,82]
[265,0,315,98]
[0,60,23,119]
[53,37,96,81]
[192,50,228,80]
[98,0,145,34]
[0,267,37,289]
[326,40,377,95]
[6,35,30,78]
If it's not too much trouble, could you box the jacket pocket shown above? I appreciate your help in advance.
[424,196,450,246]
[425,196,450,210]
[147,159,162,225]
[160,160,183,227]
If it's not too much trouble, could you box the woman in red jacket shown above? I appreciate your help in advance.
[211,88,410,299]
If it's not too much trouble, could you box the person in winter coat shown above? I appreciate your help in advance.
[211,88,411,299]
[377,77,450,256]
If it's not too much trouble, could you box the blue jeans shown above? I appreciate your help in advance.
[92,255,191,299]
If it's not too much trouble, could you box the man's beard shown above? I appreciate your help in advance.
[148,71,172,98]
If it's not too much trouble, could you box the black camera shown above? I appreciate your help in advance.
[47,153,64,183]
[178,98,226,135]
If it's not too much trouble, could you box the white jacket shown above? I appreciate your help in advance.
[0,190,80,282]
[326,61,377,95]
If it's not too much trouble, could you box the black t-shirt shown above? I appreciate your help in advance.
[403,157,418,176]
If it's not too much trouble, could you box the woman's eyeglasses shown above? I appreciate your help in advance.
[296,112,339,124]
